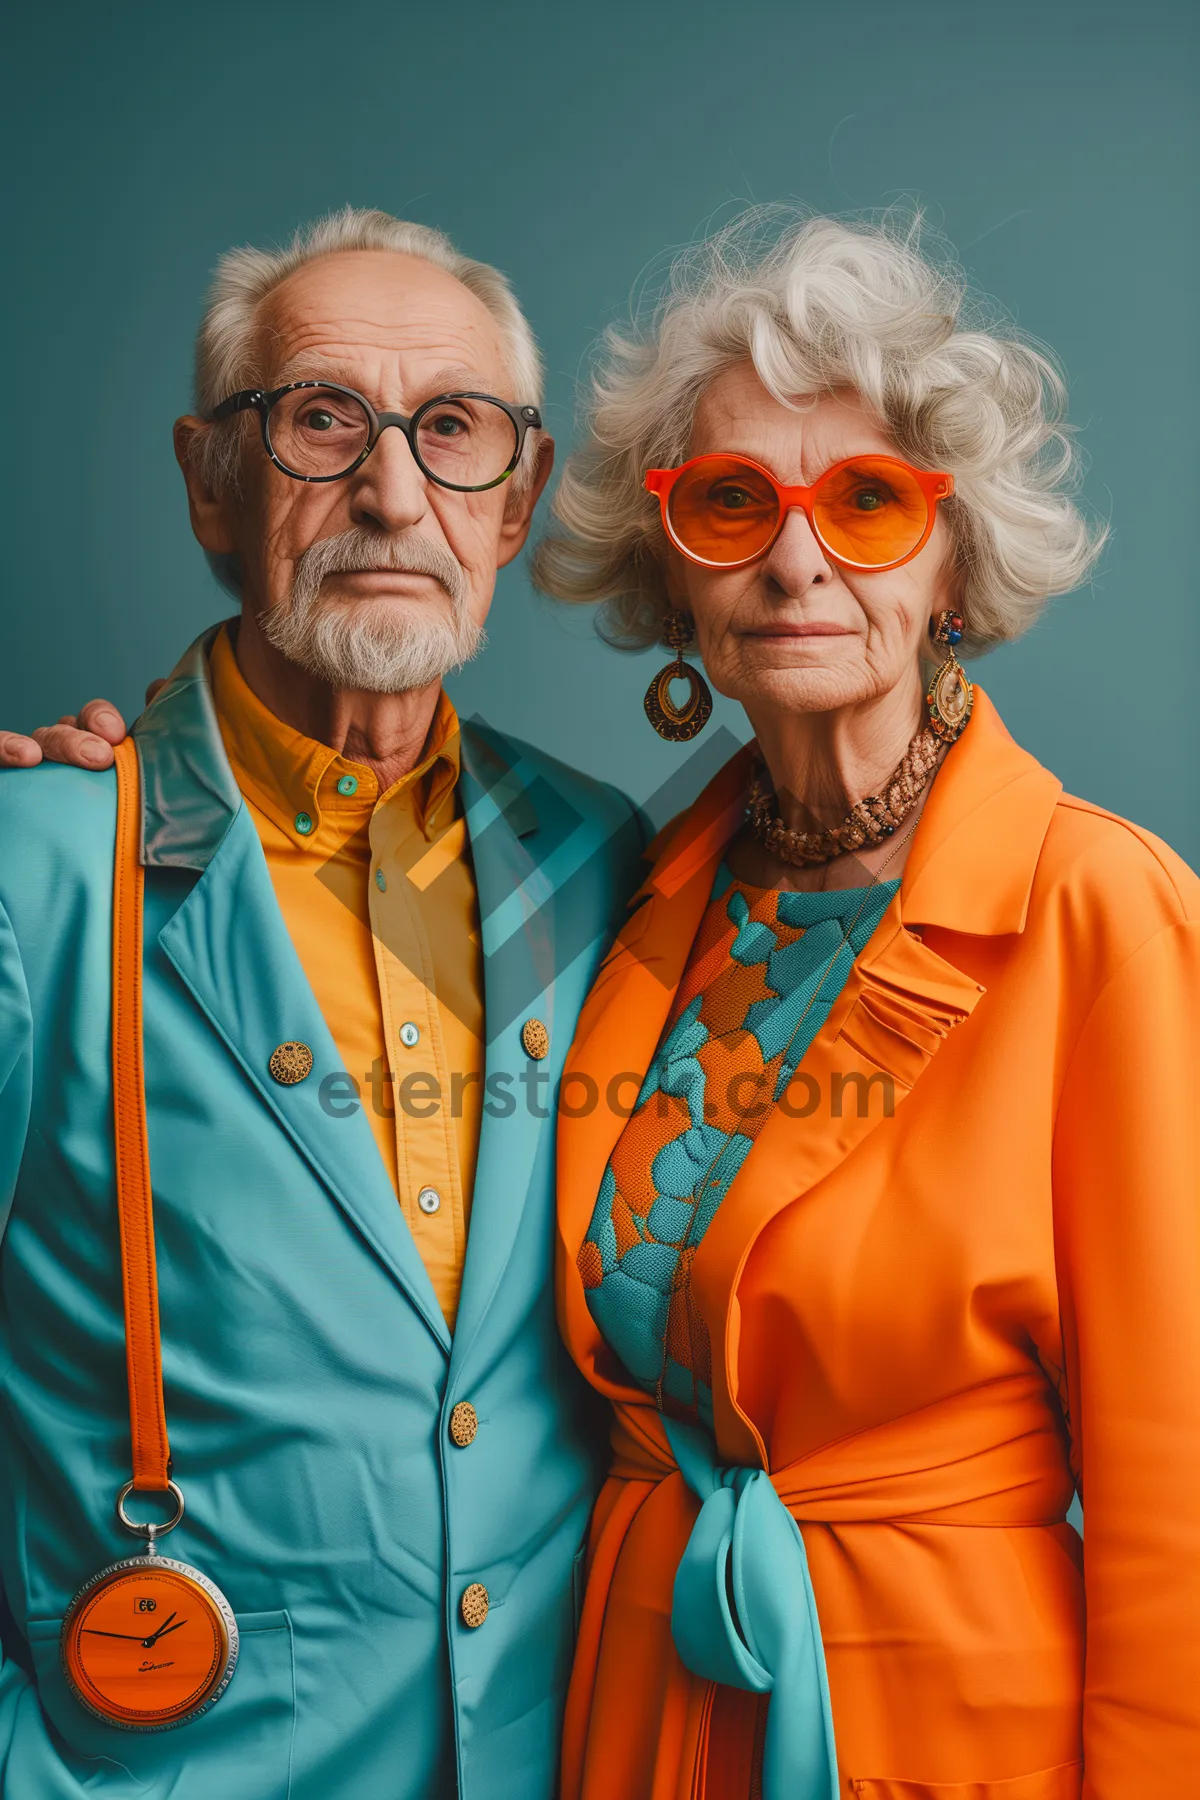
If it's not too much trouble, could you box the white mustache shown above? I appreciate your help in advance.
[293,528,470,610]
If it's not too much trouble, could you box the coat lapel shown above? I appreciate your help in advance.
[449,725,596,1366]
[134,626,451,1353]
[156,809,451,1351]
[691,690,1062,1463]
[555,744,755,1398]
[690,907,987,1463]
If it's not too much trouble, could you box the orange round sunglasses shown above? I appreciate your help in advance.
[644,452,954,573]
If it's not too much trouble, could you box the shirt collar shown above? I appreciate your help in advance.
[898,686,1062,936]
[208,623,462,843]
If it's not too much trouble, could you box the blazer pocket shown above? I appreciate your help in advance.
[25,1607,296,1799]
[852,1763,1081,1800]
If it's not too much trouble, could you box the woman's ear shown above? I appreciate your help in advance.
[662,545,688,607]
[173,417,238,555]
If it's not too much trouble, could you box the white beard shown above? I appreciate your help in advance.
[261,528,485,693]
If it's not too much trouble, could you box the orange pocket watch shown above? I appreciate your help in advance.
[61,1484,239,1730]
[61,739,239,1730]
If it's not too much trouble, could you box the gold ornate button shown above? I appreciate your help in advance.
[520,1018,549,1060]
[460,1583,489,1629]
[449,1402,478,1447]
[269,1042,313,1085]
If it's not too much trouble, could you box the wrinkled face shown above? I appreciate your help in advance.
[664,367,958,724]
[189,249,545,690]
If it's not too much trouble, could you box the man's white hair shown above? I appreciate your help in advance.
[191,205,544,499]
[533,208,1105,655]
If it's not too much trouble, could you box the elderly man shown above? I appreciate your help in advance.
[0,209,643,1800]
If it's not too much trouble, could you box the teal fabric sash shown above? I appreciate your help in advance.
[666,1416,840,1800]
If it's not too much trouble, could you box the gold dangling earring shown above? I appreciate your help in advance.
[643,609,713,742]
[925,608,974,743]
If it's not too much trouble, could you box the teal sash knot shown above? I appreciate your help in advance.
[665,1417,840,1800]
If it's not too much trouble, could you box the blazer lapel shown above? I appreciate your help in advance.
[688,689,1062,1463]
[690,906,987,1463]
[135,624,451,1353]
[157,808,451,1351]
[450,725,603,1364]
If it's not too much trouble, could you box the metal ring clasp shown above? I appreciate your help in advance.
[115,1479,186,1548]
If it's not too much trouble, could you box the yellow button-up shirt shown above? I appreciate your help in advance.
[209,625,483,1327]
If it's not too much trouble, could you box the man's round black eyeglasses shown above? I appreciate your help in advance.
[211,382,542,491]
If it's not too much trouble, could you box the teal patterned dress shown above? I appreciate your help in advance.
[576,864,898,1430]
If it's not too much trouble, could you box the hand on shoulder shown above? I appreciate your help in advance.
[0,683,165,771]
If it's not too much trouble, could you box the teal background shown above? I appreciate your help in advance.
[4,0,1197,861]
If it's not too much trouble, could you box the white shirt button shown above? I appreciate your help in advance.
[399,1022,420,1048]
[417,1187,441,1215]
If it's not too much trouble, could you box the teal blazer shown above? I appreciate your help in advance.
[0,628,644,1799]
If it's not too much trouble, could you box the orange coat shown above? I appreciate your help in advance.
[556,689,1200,1800]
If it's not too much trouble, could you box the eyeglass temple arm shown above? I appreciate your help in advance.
[211,391,265,423]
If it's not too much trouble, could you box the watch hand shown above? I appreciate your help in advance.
[82,1629,150,1640]
[147,1618,187,1643]
[141,1610,177,1645]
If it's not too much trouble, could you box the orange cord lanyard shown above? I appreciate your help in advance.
[111,737,173,1495]
[58,744,238,1734]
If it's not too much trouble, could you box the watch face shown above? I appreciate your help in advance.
[61,1556,239,1729]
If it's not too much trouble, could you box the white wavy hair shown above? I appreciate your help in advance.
[190,205,544,501]
[533,208,1104,654]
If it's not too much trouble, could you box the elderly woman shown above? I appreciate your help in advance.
[533,215,1200,1798]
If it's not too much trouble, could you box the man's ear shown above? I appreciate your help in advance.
[173,417,238,555]
[496,435,556,567]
